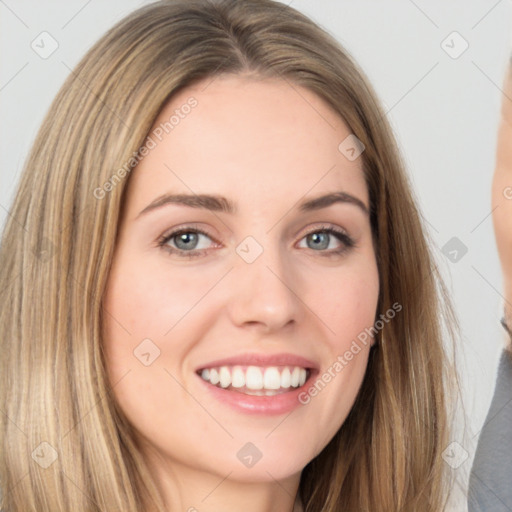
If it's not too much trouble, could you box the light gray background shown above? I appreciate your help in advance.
[1,1,511,508]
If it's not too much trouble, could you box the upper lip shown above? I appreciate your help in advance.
[196,353,319,372]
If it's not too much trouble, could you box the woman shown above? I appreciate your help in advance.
[0,1,458,510]
[468,53,512,511]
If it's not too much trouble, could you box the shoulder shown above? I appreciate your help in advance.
[468,350,512,511]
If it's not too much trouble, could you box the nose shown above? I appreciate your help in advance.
[226,241,301,334]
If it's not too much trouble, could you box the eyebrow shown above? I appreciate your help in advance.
[300,192,368,215]
[136,191,369,218]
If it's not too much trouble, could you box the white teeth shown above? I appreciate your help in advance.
[199,364,310,392]
[245,366,263,390]
[210,368,219,385]
[263,367,281,390]
[290,367,300,387]
[231,366,245,388]
[280,367,291,388]
[219,366,230,388]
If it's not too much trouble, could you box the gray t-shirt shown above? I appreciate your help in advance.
[468,349,512,511]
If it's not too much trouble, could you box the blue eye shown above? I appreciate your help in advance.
[173,232,202,250]
[159,228,216,257]
[298,227,355,255]
[305,232,331,250]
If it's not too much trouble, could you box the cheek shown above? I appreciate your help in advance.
[100,253,180,393]
[304,254,380,346]
[294,254,378,449]
[101,259,190,442]
[101,250,224,416]
[102,250,216,341]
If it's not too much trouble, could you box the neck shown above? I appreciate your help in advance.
[147,453,302,512]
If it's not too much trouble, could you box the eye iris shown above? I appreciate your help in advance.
[308,232,329,250]
[175,232,198,250]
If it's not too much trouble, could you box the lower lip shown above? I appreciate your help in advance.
[197,374,313,415]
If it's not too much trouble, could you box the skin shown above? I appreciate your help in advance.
[102,74,380,512]
[493,61,512,348]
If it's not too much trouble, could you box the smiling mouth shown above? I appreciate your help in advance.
[197,365,311,396]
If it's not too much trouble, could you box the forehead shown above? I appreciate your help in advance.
[127,74,368,211]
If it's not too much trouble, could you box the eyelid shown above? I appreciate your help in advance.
[158,223,219,243]
[298,223,349,238]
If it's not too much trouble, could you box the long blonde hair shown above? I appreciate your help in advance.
[0,1,459,510]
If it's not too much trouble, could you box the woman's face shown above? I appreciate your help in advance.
[102,74,379,485]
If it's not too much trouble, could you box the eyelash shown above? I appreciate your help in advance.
[157,224,356,259]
